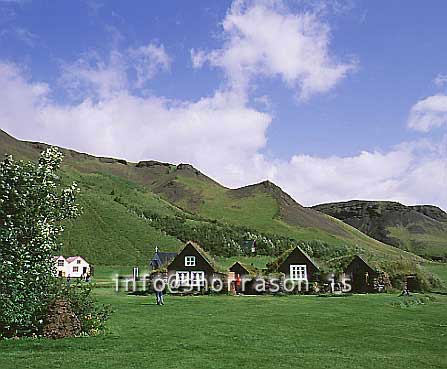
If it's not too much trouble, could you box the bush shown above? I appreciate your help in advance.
[53,281,112,336]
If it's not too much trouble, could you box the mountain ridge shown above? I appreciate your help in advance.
[313,200,447,259]
[0,128,427,265]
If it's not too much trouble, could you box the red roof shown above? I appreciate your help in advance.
[54,256,88,264]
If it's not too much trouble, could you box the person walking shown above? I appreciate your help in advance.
[156,290,164,305]
[154,279,165,305]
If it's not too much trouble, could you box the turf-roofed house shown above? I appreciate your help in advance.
[343,255,390,293]
[167,241,224,290]
[229,262,259,294]
[268,246,320,283]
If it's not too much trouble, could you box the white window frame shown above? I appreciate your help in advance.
[57,260,64,267]
[185,256,196,267]
[73,266,79,273]
[176,271,189,286]
[290,265,307,281]
[191,271,205,286]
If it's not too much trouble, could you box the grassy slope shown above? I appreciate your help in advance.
[59,169,183,265]
[176,176,343,240]
[1,289,446,369]
[388,226,447,257]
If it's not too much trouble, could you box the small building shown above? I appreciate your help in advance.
[54,256,90,278]
[241,240,257,254]
[149,250,178,271]
[344,255,380,293]
[229,261,259,294]
[229,261,258,277]
[167,241,222,289]
[269,246,320,282]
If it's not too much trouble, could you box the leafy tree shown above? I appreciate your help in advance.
[0,148,80,337]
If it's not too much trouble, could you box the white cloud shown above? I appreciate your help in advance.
[408,95,447,132]
[0,61,271,180]
[59,43,171,99]
[128,43,171,87]
[191,0,355,99]
[59,50,128,100]
[14,27,38,46]
[0,27,38,47]
[0,63,49,132]
[270,141,447,208]
[434,73,447,87]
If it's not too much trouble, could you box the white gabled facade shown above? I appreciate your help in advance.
[54,255,90,278]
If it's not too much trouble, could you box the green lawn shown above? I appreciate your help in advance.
[1,287,446,369]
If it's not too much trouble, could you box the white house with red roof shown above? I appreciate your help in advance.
[54,255,90,278]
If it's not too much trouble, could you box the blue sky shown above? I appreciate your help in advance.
[0,0,446,208]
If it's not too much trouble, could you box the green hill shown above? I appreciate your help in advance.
[313,200,447,259]
[0,129,423,268]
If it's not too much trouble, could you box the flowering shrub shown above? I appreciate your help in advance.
[0,148,83,338]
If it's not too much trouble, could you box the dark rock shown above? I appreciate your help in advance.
[411,205,447,222]
[99,157,127,165]
[136,160,171,168]
[176,163,201,174]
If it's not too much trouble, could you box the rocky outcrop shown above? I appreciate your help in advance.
[313,200,447,258]
[136,160,171,169]
[411,205,447,223]
[99,157,128,165]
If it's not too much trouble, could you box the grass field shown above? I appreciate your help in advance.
[1,265,447,369]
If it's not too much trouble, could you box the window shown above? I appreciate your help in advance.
[290,265,307,281]
[176,271,189,286]
[185,256,196,267]
[191,271,205,286]
[73,266,79,273]
[77,260,81,264]
[57,260,64,267]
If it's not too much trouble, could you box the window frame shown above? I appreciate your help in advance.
[290,265,307,281]
[176,271,189,286]
[191,271,205,286]
[57,260,64,267]
[73,266,79,273]
[184,256,196,267]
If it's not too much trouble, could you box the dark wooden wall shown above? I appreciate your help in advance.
[167,242,215,274]
[345,256,378,292]
[278,248,319,281]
